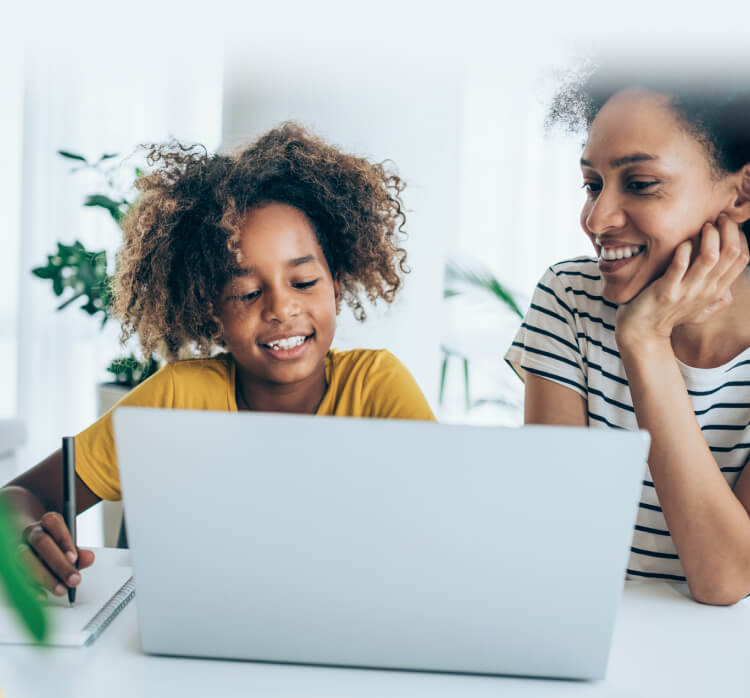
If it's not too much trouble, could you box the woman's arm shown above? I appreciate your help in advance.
[614,215,750,605]
[618,338,750,605]
[524,374,588,426]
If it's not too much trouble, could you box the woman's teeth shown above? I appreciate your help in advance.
[266,335,307,351]
[599,245,645,261]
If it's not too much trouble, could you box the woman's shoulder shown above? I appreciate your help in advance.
[546,256,602,287]
[536,256,613,310]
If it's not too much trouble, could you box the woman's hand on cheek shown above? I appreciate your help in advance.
[615,213,749,350]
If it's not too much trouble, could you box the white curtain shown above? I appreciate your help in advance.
[439,54,589,423]
[8,44,223,480]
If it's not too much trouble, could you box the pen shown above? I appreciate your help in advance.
[62,436,77,605]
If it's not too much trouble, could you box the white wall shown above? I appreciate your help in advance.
[222,47,461,409]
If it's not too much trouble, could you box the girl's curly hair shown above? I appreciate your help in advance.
[113,122,408,360]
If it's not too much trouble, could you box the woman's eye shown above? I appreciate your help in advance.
[627,180,659,193]
[582,181,601,195]
[293,279,319,290]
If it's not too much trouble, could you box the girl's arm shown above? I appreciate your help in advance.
[614,215,750,605]
[1,451,99,595]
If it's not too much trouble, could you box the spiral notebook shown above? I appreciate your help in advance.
[0,565,134,647]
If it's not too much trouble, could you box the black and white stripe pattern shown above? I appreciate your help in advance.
[505,257,750,581]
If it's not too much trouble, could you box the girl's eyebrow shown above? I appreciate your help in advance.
[580,153,659,169]
[289,255,316,268]
[229,255,317,277]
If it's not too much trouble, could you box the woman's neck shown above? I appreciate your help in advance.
[670,268,750,368]
[235,363,328,414]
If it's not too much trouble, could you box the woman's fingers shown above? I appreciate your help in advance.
[680,215,747,310]
[682,222,721,286]
[714,213,750,288]
[662,240,693,288]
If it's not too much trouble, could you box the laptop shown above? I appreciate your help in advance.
[113,407,649,680]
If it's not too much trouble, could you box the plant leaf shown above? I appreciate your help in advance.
[31,266,56,279]
[83,194,125,223]
[96,153,119,163]
[444,261,524,318]
[0,499,47,641]
[57,150,87,163]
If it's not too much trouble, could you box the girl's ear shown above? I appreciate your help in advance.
[726,165,750,224]
[333,277,342,314]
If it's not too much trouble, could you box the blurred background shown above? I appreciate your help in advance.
[1,1,740,542]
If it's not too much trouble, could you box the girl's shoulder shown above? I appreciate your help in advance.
[166,353,234,382]
[145,354,235,409]
[326,348,403,378]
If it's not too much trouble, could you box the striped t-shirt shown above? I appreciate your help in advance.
[504,256,750,581]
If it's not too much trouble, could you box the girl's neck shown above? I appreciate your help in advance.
[235,362,328,414]
[670,268,750,368]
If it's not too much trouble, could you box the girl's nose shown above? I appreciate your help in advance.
[261,286,301,323]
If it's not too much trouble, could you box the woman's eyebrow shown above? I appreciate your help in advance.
[580,153,659,169]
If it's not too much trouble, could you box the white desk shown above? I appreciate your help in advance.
[2,549,748,698]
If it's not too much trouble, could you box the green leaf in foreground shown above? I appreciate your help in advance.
[0,499,47,642]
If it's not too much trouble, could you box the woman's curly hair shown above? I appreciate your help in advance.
[113,122,408,360]
[547,57,750,240]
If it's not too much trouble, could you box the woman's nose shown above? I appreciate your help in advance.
[583,187,627,235]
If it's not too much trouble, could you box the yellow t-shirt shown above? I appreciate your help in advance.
[75,348,435,500]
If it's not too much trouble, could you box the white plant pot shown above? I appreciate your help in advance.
[96,382,131,416]
[96,382,131,547]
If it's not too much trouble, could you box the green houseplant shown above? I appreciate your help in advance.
[440,260,524,411]
[31,150,159,388]
[0,498,47,641]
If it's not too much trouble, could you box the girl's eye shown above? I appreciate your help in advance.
[582,181,601,196]
[237,291,260,303]
[293,279,319,290]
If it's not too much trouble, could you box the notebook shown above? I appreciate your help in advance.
[0,564,134,646]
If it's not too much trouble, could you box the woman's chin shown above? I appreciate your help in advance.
[601,281,640,306]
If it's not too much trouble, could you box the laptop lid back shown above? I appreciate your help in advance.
[114,407,648,679]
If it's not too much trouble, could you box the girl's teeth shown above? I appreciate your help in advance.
[268,335,306,350]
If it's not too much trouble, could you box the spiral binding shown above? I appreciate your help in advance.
[82,576,136,646]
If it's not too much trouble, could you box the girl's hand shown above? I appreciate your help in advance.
[615,213,749,349]
[17,511,95,596]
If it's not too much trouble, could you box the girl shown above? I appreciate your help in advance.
[3,123,435,598]
[505,64,750,605]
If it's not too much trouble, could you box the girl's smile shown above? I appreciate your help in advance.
[258,332,315,359]
[218,202,340,411]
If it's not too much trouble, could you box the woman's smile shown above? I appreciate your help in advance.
[579,88,736,304]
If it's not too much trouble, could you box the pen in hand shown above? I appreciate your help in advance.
[62,436,78,605]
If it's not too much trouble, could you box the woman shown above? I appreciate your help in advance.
[505,65,750,605]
